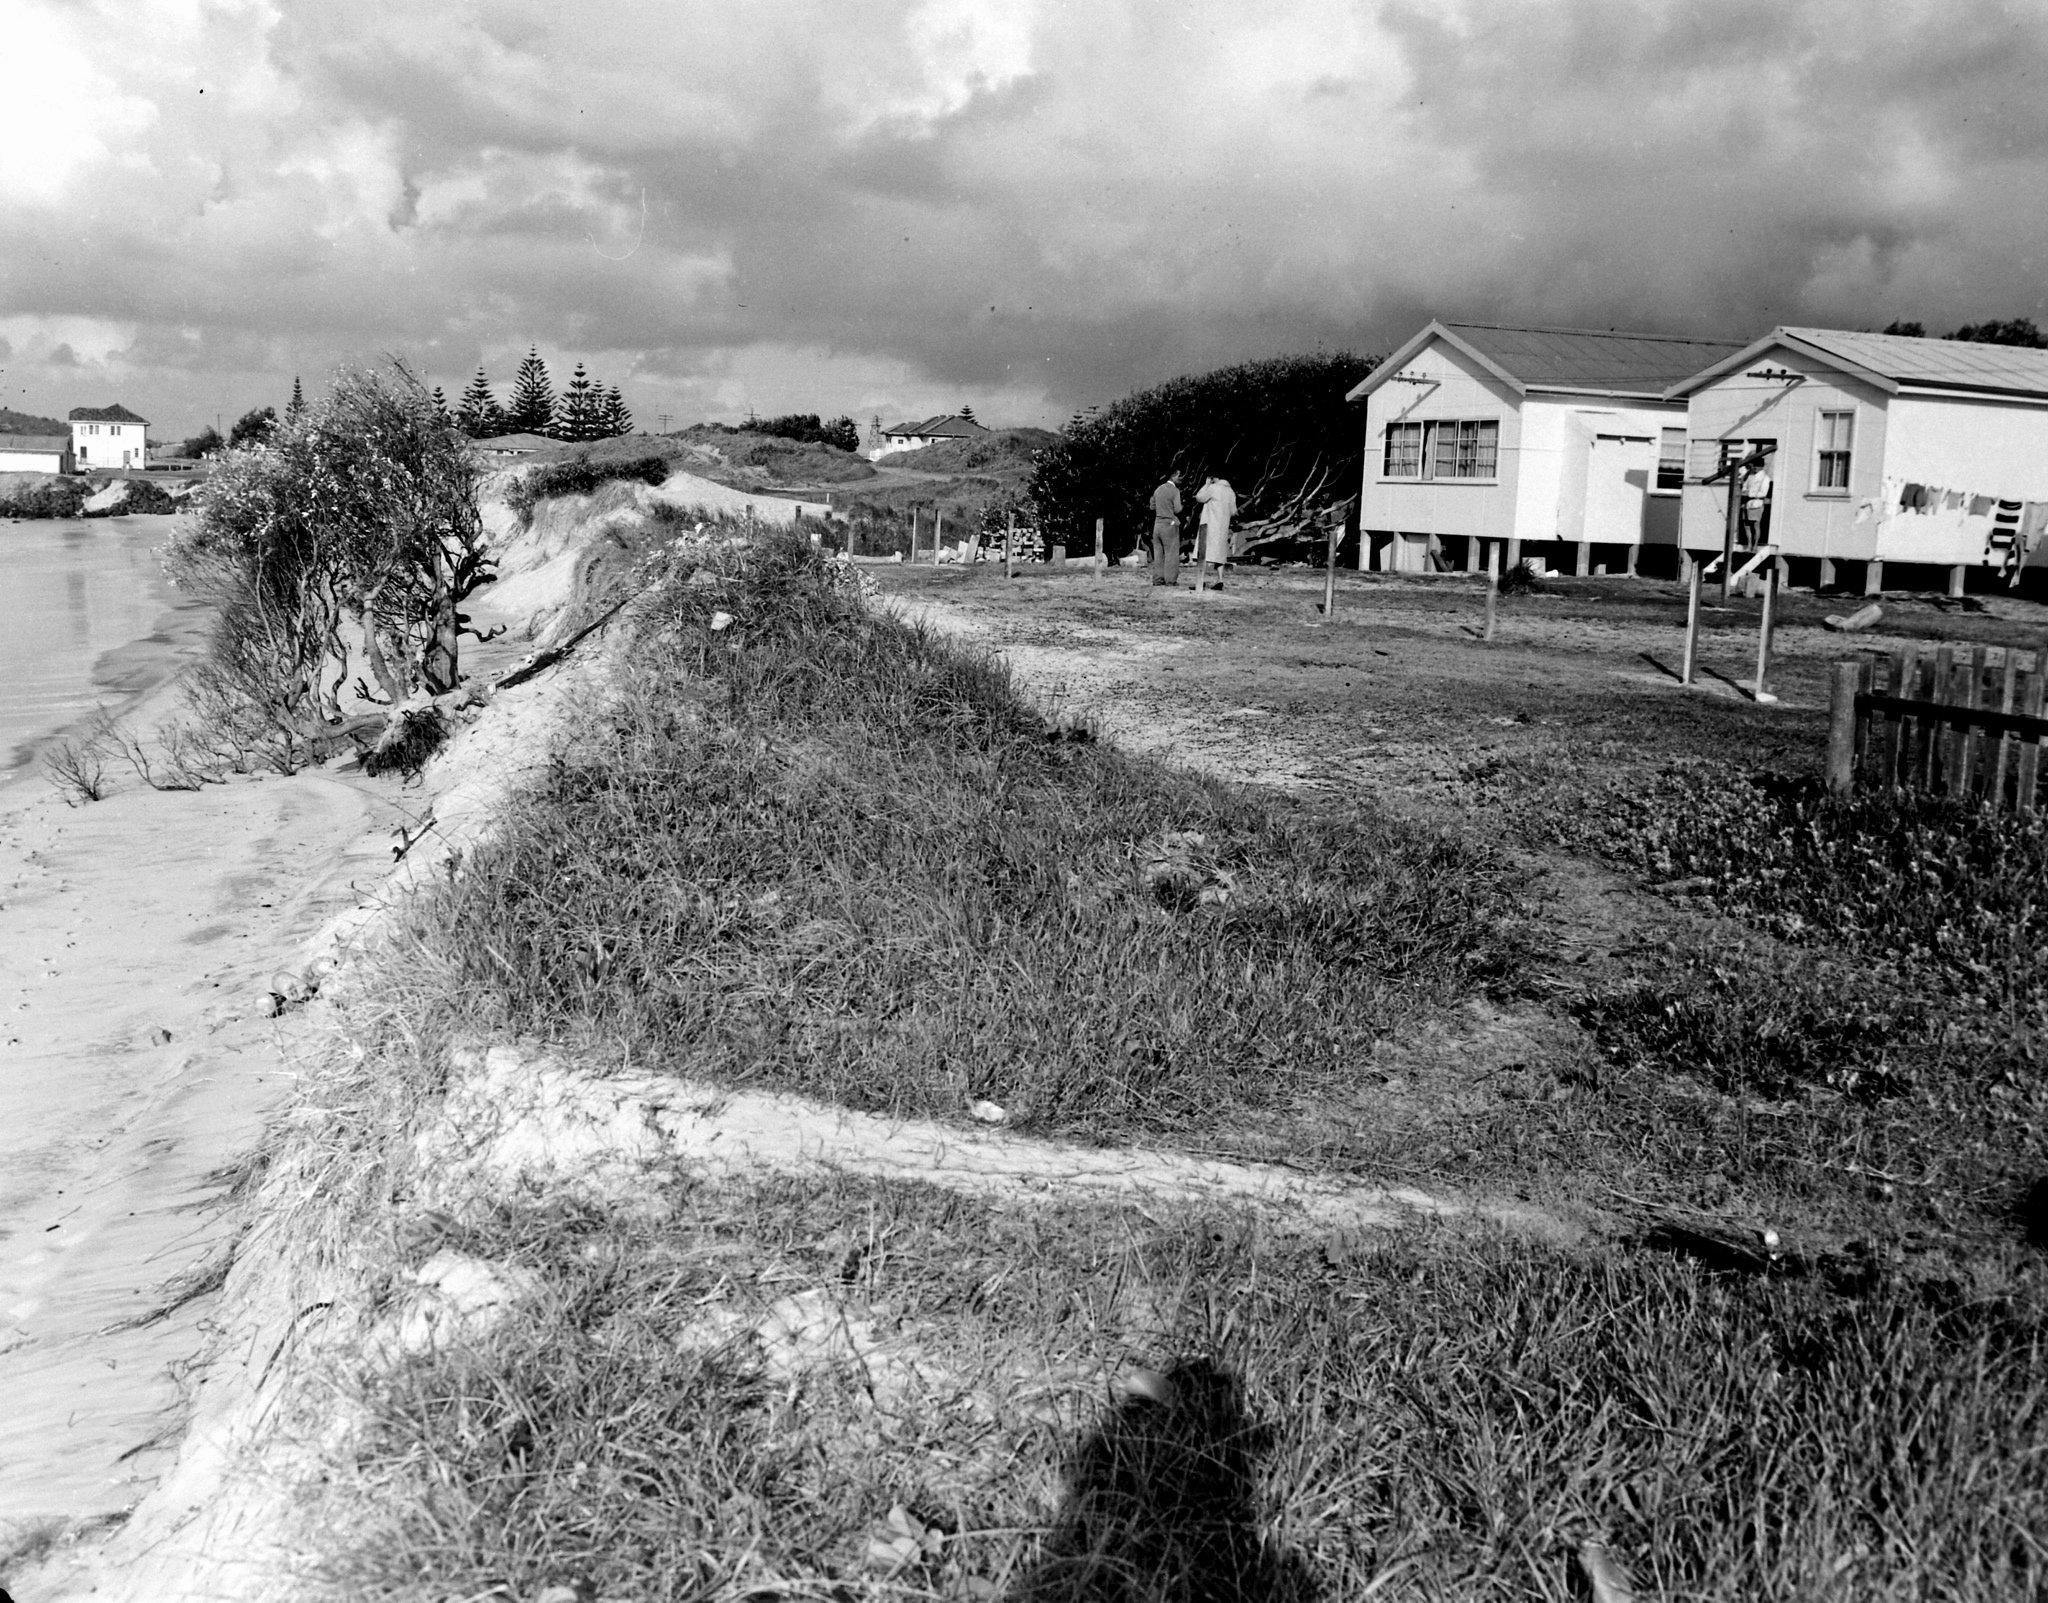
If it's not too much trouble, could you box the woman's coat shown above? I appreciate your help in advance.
[1195,478,1236,564]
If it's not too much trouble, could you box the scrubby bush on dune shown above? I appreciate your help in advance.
[505,453,673,523]
[171,361,493,751]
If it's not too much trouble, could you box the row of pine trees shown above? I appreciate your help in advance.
[434,348,634,441]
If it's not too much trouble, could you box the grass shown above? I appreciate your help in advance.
[149,538,2048,1601]
[326,1171,2048,1602]
[408,530,1526,1155]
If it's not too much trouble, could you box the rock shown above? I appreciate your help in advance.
[968,1099,1007,1125]
[146,1026,173,1047]
[257,991,283,1018]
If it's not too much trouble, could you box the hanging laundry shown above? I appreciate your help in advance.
[1970,494,1996,516]
[1854,499,1874,525]
[1901,483,1927,511]
[1943,489,1967,510]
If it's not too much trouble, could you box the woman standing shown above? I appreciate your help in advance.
[1195,476,1236,588]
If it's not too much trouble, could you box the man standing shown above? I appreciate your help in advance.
[1195,476,1237,588]
[1739,455,1773,547]
[1149,474,1182,585]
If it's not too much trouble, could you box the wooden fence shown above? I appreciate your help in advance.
[1827,643,2048,810]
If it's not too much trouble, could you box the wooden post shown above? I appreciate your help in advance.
[1681,552,1703,686]
[2019,643,2048,812]
[1994,647,2021,809]
[1576,539,1591,577]
[1506,537,1521,574]
[1484,539,1500,642]
[909,506,919,562]
[1959,646,1988,800]
[935,508,944,565]
[1721,473,1740,604]
[1752,556,1779,703]
[1819,556,1836,590]
[1927,644,1956,792]
[1093,516,1104,580]
[1323,519,1340,620]
[1890,645,1919,788]
[1625,541,1639,578]
[1464,536,1480,574]
[1827,661,1860,794]
[1864,558,1883,596]
[1005,510,1014,577]
[1949,564,1967,600]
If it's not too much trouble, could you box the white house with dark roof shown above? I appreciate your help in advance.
[868,412,990,461]
[69,404,149,470]
[1664,328,2048,595]
[1348,321,1745,575]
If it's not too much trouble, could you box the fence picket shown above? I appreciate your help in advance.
[2022,648,2048,813]
[1889,645,1916,790]
[1856,653,1877,777]
[1955,646,1986,798]
[1994,647,2020,810]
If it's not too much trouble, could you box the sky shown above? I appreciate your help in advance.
[4,0,2048,441]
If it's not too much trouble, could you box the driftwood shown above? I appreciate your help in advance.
[1639,1213,1792,1276]
[491,592,636,692]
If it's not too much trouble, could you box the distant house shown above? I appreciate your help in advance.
[1664,328,2048,594]
[69,404,149,470]
[472,432,557,460]
[869,413,990,461]
[0,409,74,473]
[1348,321,1744,575]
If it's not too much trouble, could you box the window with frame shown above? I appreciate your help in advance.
[1429,419,1498,479]
[1383,422,1424,477]
[1815,410,1853,491]
[1656,427,1686,491]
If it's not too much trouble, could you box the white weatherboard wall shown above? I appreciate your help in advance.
[1872,395,2048,567]
[1518,397,1683,550]
[1359,340,1522,571]
[72,420,146,470]
[1680,344,1891,563]
[0,450,65,472]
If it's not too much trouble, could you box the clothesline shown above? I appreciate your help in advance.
[1886,477,2048,584]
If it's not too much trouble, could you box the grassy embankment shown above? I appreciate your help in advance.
[290,534,2047,1601]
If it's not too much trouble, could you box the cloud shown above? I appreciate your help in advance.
[4,0,2048,435]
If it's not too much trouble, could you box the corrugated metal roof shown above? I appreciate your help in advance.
[885,414,989,437]
[1781,327,2048,396]
[0,433,68,452]
[1443,323,1746,394]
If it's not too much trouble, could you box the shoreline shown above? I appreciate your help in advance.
[0,514,207,802]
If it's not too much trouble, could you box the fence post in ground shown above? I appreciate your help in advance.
[2021,642,2048,811]
[1752,556,1780,703]
[1324,519,1340,620]
[935,508,944,565]
[1094,517,1104,580]
[1681,552,1703,686]
[910,506,919,562]
[1005,510,1015,578]
[1484,539,1500,642]
[1827,661,1859,794]
[1994,647,2021,808]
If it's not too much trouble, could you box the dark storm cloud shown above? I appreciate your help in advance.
[5,0,2048,433]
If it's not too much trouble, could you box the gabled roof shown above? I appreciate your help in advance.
[1348,320,1744,403]
[884,414,990,438]
[0,433,69,453]
[1664,327,2048,402]
[68,403,148,424]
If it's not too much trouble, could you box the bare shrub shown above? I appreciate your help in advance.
[42,735,110,803]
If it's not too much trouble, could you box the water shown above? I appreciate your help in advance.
[0,516,203,791]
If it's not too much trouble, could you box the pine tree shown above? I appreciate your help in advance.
[457,367,503,438]
[508,347,556,436]
[430,385,451,422]
[600,384,632,437]
[287,375,306,418]
[558,362,599,441]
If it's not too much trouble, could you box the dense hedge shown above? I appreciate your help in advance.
[1027,352,1377,558]
[507,453,673,520]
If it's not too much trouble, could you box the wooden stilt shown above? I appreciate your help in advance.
[1864,558,1883,596]
[1682,554,1703,686]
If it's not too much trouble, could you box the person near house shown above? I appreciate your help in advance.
[1739,457,1773,546]
[1149,475,1182,585]
[1194,476,1236,587]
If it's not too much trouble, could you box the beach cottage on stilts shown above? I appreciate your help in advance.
[1348,321,1744,579]
[1664,328,2048,596]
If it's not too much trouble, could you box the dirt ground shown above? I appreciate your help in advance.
[878,560,2048,1249]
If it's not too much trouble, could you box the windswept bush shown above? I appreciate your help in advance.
[171,362,493,738]
[506,453,673,522]
[750,412,860,452]
[1028,352,1377,559]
